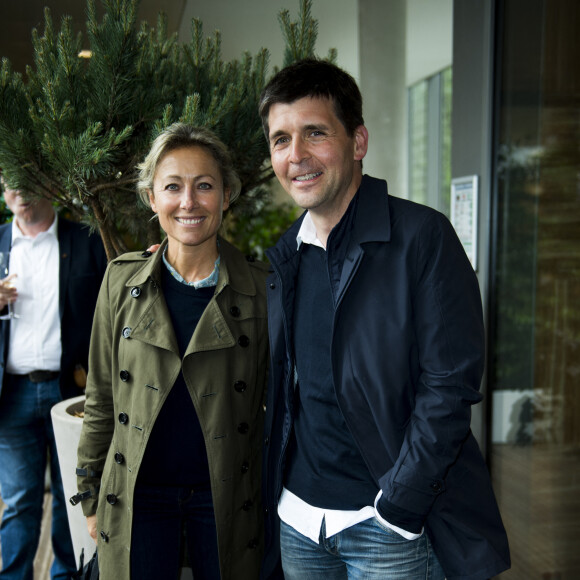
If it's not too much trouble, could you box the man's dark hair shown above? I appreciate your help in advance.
[259,58,364,139]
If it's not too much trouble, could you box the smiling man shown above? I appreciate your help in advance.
[259,59,510,580]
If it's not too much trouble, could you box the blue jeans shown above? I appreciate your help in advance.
[280,516,445,580]
[130,484,220,579]
[0,374,76,580]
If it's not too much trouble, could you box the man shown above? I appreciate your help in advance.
[259,59,510,580]
[0,179,107,580]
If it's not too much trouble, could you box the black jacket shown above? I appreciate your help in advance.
[0,216,107,400]
[262,176,510,580]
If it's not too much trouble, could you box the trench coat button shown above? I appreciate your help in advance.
[122,327,132,339]
[264,436,269,445]
[269,283,276,289]
[238,335,250,348]
[114,452,125,464]
[246,254,255,262]
[247,538,258,549]
[241,461,249,474]
[130,286,141,298]
[141,250,152,258]
[242,500,253,511]
[430,481,442,493]
[100,531,109,543]
[118,412,129,425]
[234,380,247,393]
[229,306,240,317]
[106,494,118,505]
[120,370,130,382]
[237,422,249,434]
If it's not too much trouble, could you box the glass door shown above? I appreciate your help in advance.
[489,0,580,577]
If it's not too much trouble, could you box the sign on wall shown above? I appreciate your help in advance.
[450,175,479,270]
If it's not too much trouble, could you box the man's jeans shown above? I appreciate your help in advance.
[0,374,76,580]
[280,516,446,580]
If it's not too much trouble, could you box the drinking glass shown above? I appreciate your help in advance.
[0,251,20,319]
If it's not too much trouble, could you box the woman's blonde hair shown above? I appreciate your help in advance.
[137,123,241,208]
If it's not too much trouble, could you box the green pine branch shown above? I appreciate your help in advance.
[0,0,329,260]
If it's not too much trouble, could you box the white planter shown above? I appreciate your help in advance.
[51,395,96,565]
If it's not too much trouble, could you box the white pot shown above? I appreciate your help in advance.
[51,395,96,565]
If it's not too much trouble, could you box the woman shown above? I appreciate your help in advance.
[75,124,269,579]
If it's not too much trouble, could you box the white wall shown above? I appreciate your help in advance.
[406,0,453,86]
[178,0,359,78]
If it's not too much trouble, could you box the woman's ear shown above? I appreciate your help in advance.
[148,190,157,213]
[223,188,231,211]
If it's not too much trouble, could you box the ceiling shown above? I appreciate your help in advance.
[0,0,186,74]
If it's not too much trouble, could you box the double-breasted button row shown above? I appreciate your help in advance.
[241,461,249,474]
[237,422,249,434]
[120,370,130,382]
[114,452,125,464]
[122,327,132,339]
[118,412,129,424]
[107,493,118,505]
[234,380,247,393]
[100,530,109,542]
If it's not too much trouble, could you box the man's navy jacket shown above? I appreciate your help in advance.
[0,216,107,401]
[262,176,510,580]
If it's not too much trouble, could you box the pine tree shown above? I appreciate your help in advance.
[0,0,331,260]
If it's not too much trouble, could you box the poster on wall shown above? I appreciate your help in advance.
[450,175,478,271]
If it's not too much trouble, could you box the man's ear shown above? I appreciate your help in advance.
[353,125,369,161]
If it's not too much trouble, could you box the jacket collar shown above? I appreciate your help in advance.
[124,236,258,296]
[268,174,392,266]
[351,174,391,245]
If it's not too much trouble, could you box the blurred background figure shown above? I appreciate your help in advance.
[0,176,107,580]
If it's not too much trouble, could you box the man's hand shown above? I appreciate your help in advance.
[0,274,18,310]
[86,514,98,544]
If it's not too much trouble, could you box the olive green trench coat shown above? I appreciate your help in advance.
[76,237,269,579]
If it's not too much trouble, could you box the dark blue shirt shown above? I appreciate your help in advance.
[285,195,378,510]
[137,265,213,487]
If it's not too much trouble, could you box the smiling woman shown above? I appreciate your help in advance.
[148,146,230,283]
[74,123,270,580]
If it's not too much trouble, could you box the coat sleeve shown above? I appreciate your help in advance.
[75,262,116,517]
[379,211,485,524]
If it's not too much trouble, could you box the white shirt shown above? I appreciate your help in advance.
[6,215,61,373]
[277,211,422,543]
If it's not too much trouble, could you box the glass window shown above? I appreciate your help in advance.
[408,67,452,216]
[489,0,580,577]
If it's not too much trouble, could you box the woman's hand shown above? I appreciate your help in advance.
[0,274,18,310]
[86,514,98,544]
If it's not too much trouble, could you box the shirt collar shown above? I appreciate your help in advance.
[296,211,326,250]
[161,245,221,289]
[11,213,58,244]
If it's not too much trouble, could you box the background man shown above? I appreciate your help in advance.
[259,58,510,580]
[0,179,107,580]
